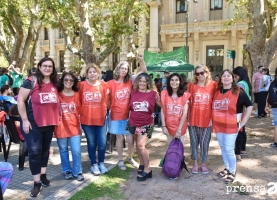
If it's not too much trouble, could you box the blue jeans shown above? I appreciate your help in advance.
[216,132,238,174]
[81,123,107,165]
[56,135,82,176]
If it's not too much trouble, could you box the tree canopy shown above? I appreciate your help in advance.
[226,0,277,71]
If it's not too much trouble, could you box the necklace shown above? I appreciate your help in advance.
[139,89,148,93]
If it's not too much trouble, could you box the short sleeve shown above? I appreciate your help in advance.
[21,79,32,89]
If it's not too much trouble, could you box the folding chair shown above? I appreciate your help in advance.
[0,100,28,171]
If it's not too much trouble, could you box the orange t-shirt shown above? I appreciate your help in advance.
[107,80,132,120]
[212,89,239,133]
[54,92,81,138]
[187,81,217,128]
[161,90,191,136]
[79,81,108,126]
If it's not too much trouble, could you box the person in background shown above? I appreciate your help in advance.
[0,85,17,106]
[258,68,271,118]
[154,74,162,92]
[17,57,60,197]
[213,69,252,184]
[187,65,217,175]
[0,68,9,88]
[233,66,252,161]
[79,63,109,176]
[0,162,13,196]
[161,71,170,90]
[214,74,220,83]
[265,68,277,148]
[54,71,84,181]
[107,52,146,171]
[8,61,24,95]
[128,73,161,181]
[252,66,264,115]
[149,73,153,80]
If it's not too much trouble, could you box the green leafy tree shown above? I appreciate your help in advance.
[0,0,45,70]
[226,0,277,72]
[44,0,148,65]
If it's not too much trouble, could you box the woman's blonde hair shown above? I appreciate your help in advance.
[113,61,131,83]
[192,64,212,86]
[85,63,101,79]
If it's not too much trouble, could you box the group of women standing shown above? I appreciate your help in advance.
[17,55,253,197]
[161,65,252,184]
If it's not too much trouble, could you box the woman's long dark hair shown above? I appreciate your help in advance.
[218,69,239,95]
[166,73,185,97]
[233,66,252,94]
[36,57,58,89]
[57,71,79,92]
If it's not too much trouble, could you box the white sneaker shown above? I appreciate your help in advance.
[254,110,258,115]
[91,164,101,176]
[99,162,108,174]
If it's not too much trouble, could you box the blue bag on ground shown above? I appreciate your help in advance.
[162,138,189,178]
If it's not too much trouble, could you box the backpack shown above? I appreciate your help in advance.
[268,80,277,106]
[265,76,273,91]
[162,138,189,178]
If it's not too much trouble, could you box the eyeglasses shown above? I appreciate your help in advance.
[64,78,74,83]
[195,71,205,76]
[41,65,53,69]
[120,67,128,71]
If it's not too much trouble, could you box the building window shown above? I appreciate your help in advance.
[210,0,222,10]
[45,52,49,57]
[206,45,224,77]
[176,0,187,13]
[44,28,49,40]
[60,50,65,72]
[59,28,64,39]
[134,18,139,32]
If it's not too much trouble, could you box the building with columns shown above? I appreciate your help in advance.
[35,0,277,77]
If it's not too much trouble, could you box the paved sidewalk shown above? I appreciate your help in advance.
[3,127,163,200]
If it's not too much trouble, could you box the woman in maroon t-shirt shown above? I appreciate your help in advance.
[128,73,161,181]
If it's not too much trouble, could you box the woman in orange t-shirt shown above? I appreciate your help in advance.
[187,65,217,175]
[107,53,147,170]
[79,64,109,176]
[161,73,191,145]
[54,71,83,181]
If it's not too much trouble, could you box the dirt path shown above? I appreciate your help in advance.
[122,114,277,200]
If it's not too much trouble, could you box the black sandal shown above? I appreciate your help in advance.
[225,173,236,184]
[138,165,144,175]
[137,170,152,181]
[218,168,229,178]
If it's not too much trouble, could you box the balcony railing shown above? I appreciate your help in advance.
[55,38,65,44]
[160,19,248,35]
[40,40,49,46]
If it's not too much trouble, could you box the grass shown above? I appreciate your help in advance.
[70,161,136,200]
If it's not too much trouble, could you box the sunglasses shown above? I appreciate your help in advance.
[64,78,74,83]
[195,71,205,76]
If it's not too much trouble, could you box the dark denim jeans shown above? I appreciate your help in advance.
[81,122,107,165]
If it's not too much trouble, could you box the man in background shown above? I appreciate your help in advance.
[252,65,264,115]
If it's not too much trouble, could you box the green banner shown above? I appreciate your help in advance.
[144,46,194,72]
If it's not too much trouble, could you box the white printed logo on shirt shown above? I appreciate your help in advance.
[133,101,149,112]
[116,88,130,101]
[213,98,230,110]
[167,103,182,116]
[84,91,102,102]
[61,102,76,114]
[194,93,210,104]
[39,92,57,104]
